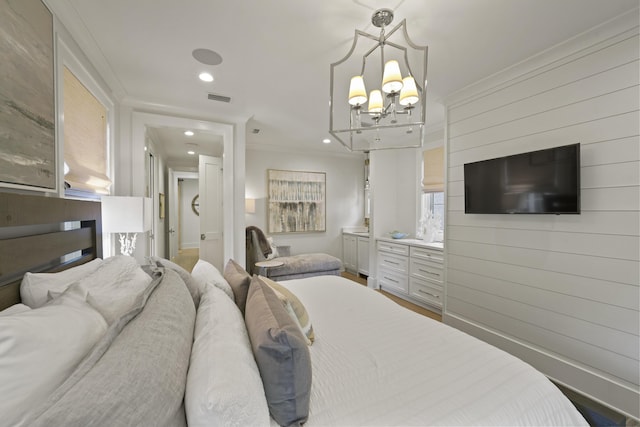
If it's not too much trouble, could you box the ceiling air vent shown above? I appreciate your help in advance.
[207,93,231,103]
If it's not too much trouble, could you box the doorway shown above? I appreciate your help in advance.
[132,111,243,265]
[174,177,200,271]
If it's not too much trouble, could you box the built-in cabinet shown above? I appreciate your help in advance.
[357,236,369,276]
[342,234,357,273]
[342,231,369,276]
[377,238,443,311]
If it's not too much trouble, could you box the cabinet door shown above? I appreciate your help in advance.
[342,235,357,273]
[357,237,369,275]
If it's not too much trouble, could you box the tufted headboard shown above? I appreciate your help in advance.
[0,192,102,310]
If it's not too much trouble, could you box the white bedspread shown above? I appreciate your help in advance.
[276,275,587,426]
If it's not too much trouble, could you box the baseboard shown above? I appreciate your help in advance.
[444,313,639,421]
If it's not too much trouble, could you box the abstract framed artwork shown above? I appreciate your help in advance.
[0,0,56,191]
[268,169,326,233]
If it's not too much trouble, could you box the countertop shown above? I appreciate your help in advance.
[343,231,370,237]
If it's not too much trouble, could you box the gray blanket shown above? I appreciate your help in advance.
[27,266,196,427]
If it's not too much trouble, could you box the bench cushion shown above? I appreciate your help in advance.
[267,253,342,281]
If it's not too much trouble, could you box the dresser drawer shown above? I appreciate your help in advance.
[409,278,442,307]
[379,269,408,294]
[410,246,443,263]
[377,240,409,256]
[378,251,408,274]
[409,258,443,283]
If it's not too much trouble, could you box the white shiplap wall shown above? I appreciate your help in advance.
[443,11,639,419]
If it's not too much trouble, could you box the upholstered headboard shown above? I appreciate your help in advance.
[0,192,102,310]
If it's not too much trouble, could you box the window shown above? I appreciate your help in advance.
[420,192,444,242]
[58,39,113,198]
[419,146,444,242]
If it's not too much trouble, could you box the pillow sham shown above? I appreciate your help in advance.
[186,284,269,427]
[191,259,234,300]
[259,276,315,345]
[150,256,203,307]
[223,259,252,314]
[0,288,107,427]
[0,303,31,316]
[20,258,103,308]
[245,276,312,427]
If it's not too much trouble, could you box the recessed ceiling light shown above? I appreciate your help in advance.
[322,138,331,144]
[187,150,195,155]
[199,72,214,82]
[184,130,194,136]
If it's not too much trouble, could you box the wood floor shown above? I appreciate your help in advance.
[341,271,442,322]
[172,248,199,272]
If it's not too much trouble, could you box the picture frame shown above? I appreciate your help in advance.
[267,169,326,233]
[159,193,165,219]
[0,0,56,192]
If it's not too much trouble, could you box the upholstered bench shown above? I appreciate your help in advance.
[261,253,342,281]
[246,227,343,281]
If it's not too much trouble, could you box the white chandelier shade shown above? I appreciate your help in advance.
[329,8,428,151]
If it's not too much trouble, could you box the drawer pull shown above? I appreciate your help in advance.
[417,289,439,299]
[383,276,399,284]
[419,269,440,277]
[386,260,400,265]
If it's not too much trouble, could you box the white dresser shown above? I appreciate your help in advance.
[377,238,443,311]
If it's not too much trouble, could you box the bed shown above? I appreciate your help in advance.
[0,193,588,426]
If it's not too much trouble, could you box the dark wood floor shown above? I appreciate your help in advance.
[341,271,442,322]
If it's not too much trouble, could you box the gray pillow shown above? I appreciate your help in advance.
[245,276,311,427]
[223,259,251,314]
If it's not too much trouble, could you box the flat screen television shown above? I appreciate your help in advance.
[464,143,580,214]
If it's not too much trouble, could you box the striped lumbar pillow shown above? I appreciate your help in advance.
[258,276,314,345]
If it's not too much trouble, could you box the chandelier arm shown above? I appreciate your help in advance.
[379,20,404,41]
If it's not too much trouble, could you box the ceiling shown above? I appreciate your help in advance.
[51,0,639,162]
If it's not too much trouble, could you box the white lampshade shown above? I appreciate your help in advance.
[399,76,419,106]
[348,76,367,106]
[382,60,403,93]
[245,198,256,214]
[368,90,383,113]
[101,196,152,233]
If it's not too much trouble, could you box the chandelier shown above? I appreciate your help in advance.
[329,8,428,151]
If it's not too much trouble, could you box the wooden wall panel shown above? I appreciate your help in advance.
[443,12,639,418]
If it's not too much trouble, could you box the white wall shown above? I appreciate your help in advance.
[443,11,639,419]
[245,148,364,262]
[179,178,199,249]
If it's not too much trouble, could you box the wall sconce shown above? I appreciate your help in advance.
[245,198,256,214]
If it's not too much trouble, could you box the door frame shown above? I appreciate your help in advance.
[131,111,243,264]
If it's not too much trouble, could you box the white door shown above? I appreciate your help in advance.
[199,155,223,271]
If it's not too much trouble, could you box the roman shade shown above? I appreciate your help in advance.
[63,67,111,194]
[422,146,444,192]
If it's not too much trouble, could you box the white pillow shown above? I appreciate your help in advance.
[185,285,270,427]
[191,259,234,300]
[20,258,103,308]
[0,303,31,317]
[47,255,152,325]
[0,287,107,426]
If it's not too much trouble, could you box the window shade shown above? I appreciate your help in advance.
[63,67,111,194]
[422,146,444,192]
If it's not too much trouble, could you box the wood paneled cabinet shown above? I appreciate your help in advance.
[342,233,370,276]
[357,236,370,276]
[377,239,443,311]
[342,234,358,274]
